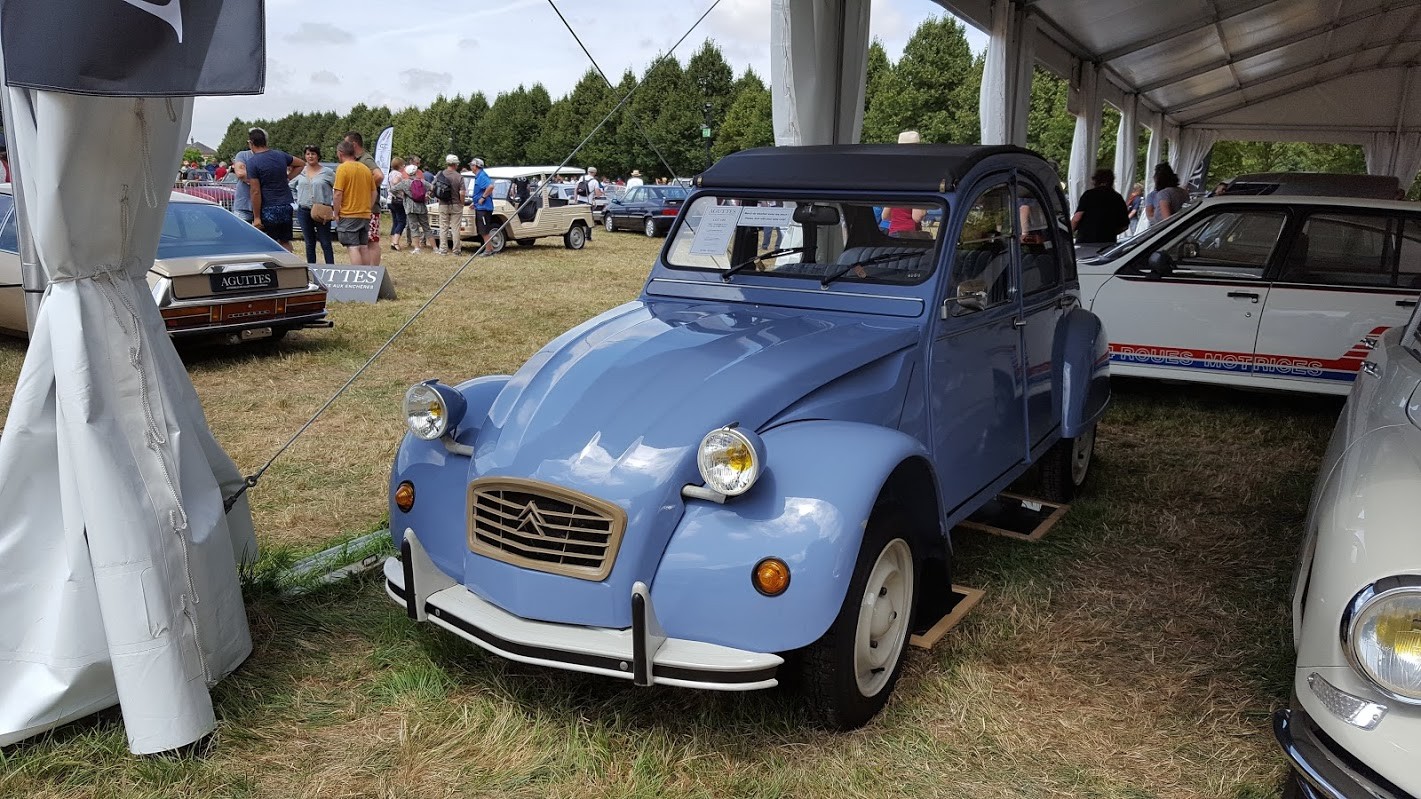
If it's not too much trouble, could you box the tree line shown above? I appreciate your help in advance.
[220,20,1401,193]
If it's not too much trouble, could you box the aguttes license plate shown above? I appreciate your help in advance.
[210,269,276,294]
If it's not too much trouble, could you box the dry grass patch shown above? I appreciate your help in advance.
[0,237,1341,797]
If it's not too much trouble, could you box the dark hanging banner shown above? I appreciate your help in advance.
[0,0,265,96]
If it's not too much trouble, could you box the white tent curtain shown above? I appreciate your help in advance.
[770,0,871,146]
[1364,131,1421,191]
[1066,60,1102,207]
[1169,128,1218,192]
[1112,94,1139,200]
[0,91,256,754]
[979,0,1034,146]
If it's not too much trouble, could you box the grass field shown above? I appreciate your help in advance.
[0,228,1342,798]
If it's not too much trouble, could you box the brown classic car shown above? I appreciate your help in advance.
[0,186,330,344]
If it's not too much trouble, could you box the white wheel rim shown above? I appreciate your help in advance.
[606,217,614,231]
[571,228,584,247]
[1071,425,1095,486]
[645,219,655,236]
[853,538,913,698]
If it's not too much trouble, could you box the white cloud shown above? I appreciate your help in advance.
[192,0,982,146]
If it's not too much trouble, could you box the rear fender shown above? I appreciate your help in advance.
[651,420,936,653]
[1054,307,1111,437]
[388,375,510,581]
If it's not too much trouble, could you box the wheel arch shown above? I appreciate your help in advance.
[1053,306,1111,437]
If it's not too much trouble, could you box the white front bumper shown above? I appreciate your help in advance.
[383,535,782,691]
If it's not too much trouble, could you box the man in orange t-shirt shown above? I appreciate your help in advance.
[333,140,378,265]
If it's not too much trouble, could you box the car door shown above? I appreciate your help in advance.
[1090,204,1287,384]
[0,194,25,335]
[1254,209,1421,393]
[931,178,1027,514]
[615,188,640,229]
[1014,176,1071,452]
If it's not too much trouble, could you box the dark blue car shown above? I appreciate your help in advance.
[603,185,689,237]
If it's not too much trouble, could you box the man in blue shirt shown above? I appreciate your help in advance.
[469,158,496,255]
[244,127,303,250]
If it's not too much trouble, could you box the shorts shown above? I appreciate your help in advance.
[337,217,370,247]
[261,220,293,243]
[234,209,254,223]
[368,214,381,243]
[474,209,492,237]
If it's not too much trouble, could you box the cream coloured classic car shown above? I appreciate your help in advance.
[428,166,594,253]
[1277,298,1421,798]
[0,187,329,344]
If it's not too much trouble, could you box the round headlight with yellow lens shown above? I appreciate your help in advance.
[403,381,465,441]
[1347,583,1421,703]
[697,426,764,496]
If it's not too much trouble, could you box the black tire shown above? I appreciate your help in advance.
[515,238,535,247]
[563,224,587,250]
[643,217,658,238]
[798,514,917,730]
[484,227,506,254]
[605,215,616,233]
[1038,422,1096,503]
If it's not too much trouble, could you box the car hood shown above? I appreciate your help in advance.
[460,299,918,625]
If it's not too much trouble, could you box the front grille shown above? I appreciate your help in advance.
[467,478,626,581]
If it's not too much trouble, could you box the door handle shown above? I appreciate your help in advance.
[1226,291,1260,303]
[1360,361,1381,378]
[1012,317,1027,329]
[1397,298,1418,308]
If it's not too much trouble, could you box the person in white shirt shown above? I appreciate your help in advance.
[576,167,604,204]
[625,169,644,190]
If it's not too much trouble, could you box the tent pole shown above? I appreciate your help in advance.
[0,56,46,329]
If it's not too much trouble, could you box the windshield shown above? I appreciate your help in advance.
[158,201,285,259]
[665,194,945,286]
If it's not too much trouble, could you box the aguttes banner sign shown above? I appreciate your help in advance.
[0,0,265,96]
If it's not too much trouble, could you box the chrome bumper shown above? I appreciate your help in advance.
[1275,704,1415,799]
[384,530,782,691]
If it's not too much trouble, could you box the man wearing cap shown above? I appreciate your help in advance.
[576,167,603,205]
[436,154,466,256]
[469,158,496,254]
[625,169,644,190]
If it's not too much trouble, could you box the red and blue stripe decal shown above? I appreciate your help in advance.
[1107,326,1388,383]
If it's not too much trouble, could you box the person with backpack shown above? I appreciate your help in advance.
[404,164,432,253]
[433,154,466,255]
[575,167,603,205]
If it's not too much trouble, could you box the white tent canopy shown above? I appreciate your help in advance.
[770,0,1421,201]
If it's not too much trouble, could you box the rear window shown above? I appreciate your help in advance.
[158,202,285,259]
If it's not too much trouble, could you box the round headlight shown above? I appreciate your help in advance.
[403,382,456,441]
[697,426,763,496]
[1348,586,1421,702]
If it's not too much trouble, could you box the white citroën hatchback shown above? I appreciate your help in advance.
[1079,195,1421,395]
[1276,301,1421,799]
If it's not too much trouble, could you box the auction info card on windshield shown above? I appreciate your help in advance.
[689,206,742,255]
[736,205,794,228]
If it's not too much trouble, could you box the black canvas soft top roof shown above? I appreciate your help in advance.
[695,144,1043,193]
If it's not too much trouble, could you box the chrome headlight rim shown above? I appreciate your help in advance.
[402,380,466,442]
[696,424,764,497]
[1342,576,1421,706]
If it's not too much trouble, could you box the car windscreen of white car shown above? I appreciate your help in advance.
[665,195,944,286]
[157,203,286,260]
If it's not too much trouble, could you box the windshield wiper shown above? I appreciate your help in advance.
[721,247,807,282]
[820,251,925,287]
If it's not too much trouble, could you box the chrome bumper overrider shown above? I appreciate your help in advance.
[1275,703,1415,799]
[384,529,782,691]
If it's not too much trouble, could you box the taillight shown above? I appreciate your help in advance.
[161,305,214,329]
[660,208,678,216]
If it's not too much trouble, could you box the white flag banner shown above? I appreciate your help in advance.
[374,125,393,188]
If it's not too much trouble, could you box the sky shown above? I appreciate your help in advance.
[190,0,988,149]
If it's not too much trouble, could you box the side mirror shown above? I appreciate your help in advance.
[946,283,989,317]
[1146,250,1175,277]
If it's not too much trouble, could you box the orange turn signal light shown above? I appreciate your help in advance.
[395,481,416,513]
[752,557,791,597]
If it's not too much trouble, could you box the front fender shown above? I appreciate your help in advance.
[651,420,934,654]
[388,375,510,581]
[1054,307,1110,437]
